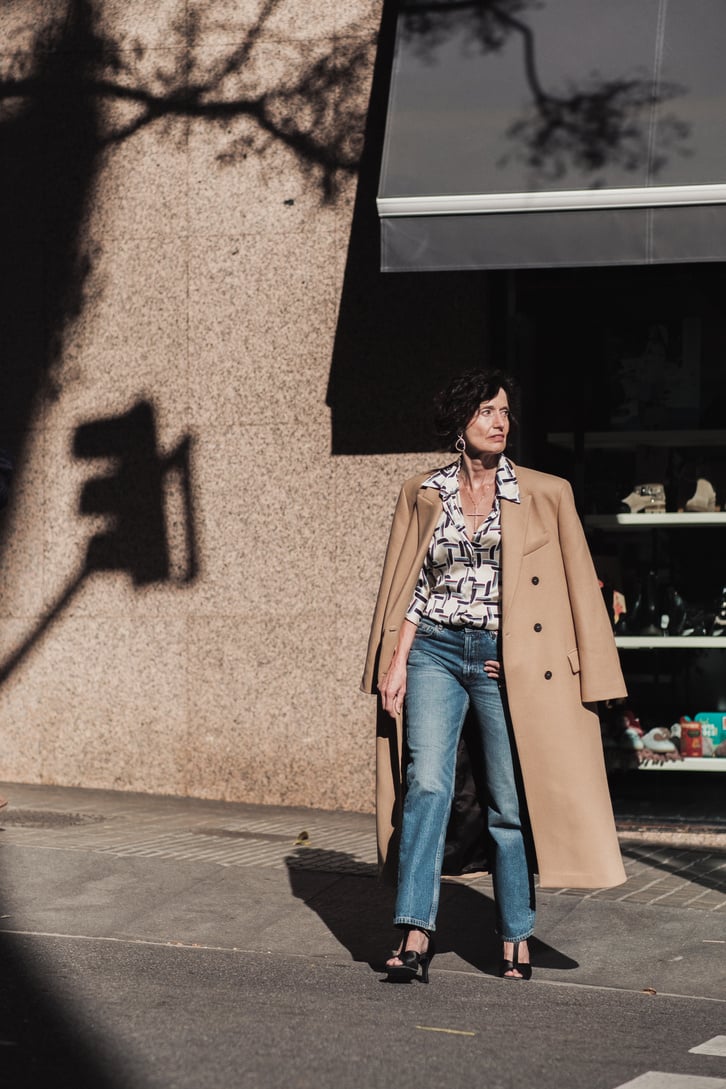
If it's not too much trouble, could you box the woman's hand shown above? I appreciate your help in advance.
[378,657,408,718]
[484,658,500,680]
[378,619,418,718]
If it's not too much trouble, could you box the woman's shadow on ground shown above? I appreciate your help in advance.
[285,848,577,977]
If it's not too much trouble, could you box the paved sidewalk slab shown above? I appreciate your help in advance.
[1,782,725,1000]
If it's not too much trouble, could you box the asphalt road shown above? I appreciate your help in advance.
[2,933,726,1089]
[1,784,724,1089]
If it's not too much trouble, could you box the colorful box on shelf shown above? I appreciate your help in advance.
[694,713,726,748]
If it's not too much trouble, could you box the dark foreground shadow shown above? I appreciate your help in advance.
[284,848,577,978]
[0,935,124,1089]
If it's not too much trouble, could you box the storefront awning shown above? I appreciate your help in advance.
[378,0,726,271]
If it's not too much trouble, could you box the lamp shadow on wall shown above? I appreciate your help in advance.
[0,2,382,1075]
[2,0,372,683]
[0,399,197,688]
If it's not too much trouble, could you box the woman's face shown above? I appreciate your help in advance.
[462,387,510,457]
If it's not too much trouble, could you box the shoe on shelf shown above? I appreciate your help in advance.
[619,483,666,515]
[606,704,645,750]
[621,724,645,751]
[711,588,726,636]
[623,707,643,736]
[385,927,435,984]
[683,478,718,513]
[641,727,677,754]
[682,607,709,637]
[500,941,532,981]
[663,587,687,635]
[638,570,660,636]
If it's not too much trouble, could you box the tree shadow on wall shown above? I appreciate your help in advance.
[0,0,377,534]
[0,0,376,669]
[0,7,375,1073]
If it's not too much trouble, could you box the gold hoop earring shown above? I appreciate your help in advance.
[455,433,466,454]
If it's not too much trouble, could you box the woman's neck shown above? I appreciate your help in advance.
[459,453,499,485]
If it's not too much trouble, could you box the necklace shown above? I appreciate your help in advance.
[458,472,496,519]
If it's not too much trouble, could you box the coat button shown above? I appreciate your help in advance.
[531,576,539,585]
[534,623,542,632]
[544,670,552,679]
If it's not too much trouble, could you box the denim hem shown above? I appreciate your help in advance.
[499,930,534,943]
[394,916,436,933]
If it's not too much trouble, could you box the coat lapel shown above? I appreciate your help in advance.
[501,492,531,618]
[415,487,443,545]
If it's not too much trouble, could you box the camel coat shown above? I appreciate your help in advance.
[361,462,627,890]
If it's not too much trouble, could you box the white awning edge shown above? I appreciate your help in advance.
[377,182,726,218]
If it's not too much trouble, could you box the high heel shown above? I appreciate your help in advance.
[385,927,435,983]
[711,586,726,636]
[500,941,532,981]
[619,483,666,514]
[684,478,718,513]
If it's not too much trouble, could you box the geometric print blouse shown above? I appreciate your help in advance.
[405,455,520,631]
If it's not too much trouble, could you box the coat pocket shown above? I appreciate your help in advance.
[523,531,551,556]
[567,648,581,675]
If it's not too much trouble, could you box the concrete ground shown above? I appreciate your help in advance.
[0,781,725,1089]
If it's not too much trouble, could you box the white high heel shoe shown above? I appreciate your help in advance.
[684,478,718,513]
[619,483,666,514]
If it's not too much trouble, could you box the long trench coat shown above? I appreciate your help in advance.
[361,462,628,890]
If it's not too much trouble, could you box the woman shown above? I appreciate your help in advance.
[361,370,626,982]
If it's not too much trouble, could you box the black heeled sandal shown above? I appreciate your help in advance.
[500,941,532,981]
[385,928,435,983]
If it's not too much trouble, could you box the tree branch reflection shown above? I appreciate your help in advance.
[0,0,373,202]
[399,0,690,183]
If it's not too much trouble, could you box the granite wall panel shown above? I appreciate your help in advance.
[0,0,443,815]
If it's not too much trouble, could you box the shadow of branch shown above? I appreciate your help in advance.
[398,0,691,183]
[0,0,376,203]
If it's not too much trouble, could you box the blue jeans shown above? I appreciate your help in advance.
[395,621,535,943]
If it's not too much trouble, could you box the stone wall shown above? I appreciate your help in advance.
[0,0,490,811]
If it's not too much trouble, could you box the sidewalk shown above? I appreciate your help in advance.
[0,780,724,1000]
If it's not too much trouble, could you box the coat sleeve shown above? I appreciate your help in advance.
[557,480,627,702]
[360,482,416,694]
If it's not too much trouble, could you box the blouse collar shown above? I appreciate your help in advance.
[423,455,520,504]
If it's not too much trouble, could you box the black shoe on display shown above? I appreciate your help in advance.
[638,571,660,636]
[682,607,709,637]
[663,586,687,636]
[711,588,726,636]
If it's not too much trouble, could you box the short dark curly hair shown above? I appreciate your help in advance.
[433,370,519,451]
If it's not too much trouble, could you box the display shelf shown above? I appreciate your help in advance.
[615,636,725,649]
[548,429,726,449]
[637,757,726,772]
[586,513,726,528]
[577,426,726,778]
